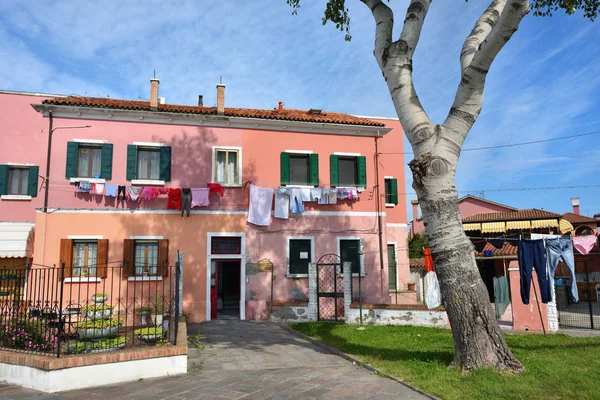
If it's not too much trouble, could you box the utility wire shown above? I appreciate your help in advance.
[378,129,600,155]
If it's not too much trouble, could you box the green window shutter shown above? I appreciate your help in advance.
[309,153,319,186]
[126,144,138,181]
[357,156,367,187]
[0,165,8,195]
[387,244,397,290]
[160,146,172,181]
[65,142,79,178]
[329,155,339,187]
[390,178,398,205]
[27,166,39,197]
[280,152,290,185]
[100,144,113,180]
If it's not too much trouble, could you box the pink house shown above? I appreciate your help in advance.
[0,80,410,323]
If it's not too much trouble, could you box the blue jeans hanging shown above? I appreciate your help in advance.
[546,237,579,303]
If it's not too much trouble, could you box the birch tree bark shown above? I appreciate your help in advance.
[363,0,530,372]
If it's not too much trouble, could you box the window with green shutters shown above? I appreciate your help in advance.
[388,244,397,290]
[340,239,362,274]
[0,165,39,197]
[126,144,171,181]
[288,238,313,275]
[385,177,398,205]
[330,155,366,187]
[65,141,113,180]
[280,152,318,186]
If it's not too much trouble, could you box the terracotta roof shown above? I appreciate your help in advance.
[462,209,561,223]
[409,258,425,269]
[561,212,600,225]
[42,96,385,127]
[474,242,518,258]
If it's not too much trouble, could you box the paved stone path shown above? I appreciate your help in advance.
[1,321,427,399]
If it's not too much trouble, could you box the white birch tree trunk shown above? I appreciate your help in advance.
[363,0,530,372]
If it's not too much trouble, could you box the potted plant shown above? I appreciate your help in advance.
[75,318,123,339]
[407,282,416,291]
[91,292,108,304]
[135,305,153,326]
[151,294,166,327]
[134,327,165,343]
[92,336,128,353]
[81,304,113,320]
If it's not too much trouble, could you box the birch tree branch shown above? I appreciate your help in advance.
[362,0,393,66]
[444,0,530,141]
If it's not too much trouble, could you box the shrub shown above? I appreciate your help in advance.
[134,327,164,336]
[0,318,57,352]
[81,304,113,313]
[134,306,153,313]
[75,318,123,329]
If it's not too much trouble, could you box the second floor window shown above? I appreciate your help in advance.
[137,148,161,180]
[0,165,39,197]
[66,142,113,180]
[214,148,240,185]
[8,167,29,195]
[330,154,366,188]
[280,152,319,186]
[77,146,102,178]
[126,144,171,182]
[384,177,399,205]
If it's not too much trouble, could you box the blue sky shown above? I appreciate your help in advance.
[1,1,599,219]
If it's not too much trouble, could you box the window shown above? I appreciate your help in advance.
[384,177,399,205]
[134,240,159,276]
[126,144,171,182]
[280,152,319,186]
[73,241,98,277]
[66,142,113,180]
[288,238,313,275]
[77,146,102,178]
[213,148,240,185]
[0,165,39,197]
[387,244,397,290]
[211,237,242,254]
[137,148,161,180]
[340,239,362,274]
[330,154,366,187]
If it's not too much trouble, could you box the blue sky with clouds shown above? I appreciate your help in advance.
[1,1,599,219]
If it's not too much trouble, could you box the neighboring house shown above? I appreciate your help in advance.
[0,80,410,323]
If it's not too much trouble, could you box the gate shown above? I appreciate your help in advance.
[316,254,348,321]
[555,259,600,330]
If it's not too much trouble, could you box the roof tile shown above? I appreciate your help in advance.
[42,96,385,127]
[462,208,561,223]
[561,212,600,225]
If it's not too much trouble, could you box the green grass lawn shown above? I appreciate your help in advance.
[292,322,600,400]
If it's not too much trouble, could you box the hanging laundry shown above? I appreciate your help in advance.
[126,186,143,201]
[489,239,505,250]
[91,183,96,193]
[158,187,170,196]
[117,185,126,200]
[247,185,274,226]
[328,188,338,205]
[517,240,551,305]
[483,250,494,257]
[425,271,442,309]
[424,247,434,272]
[141,187,158,201]
[493,275,510,319]
[191,188,210,208]
[318,188,329,205]
[167,188,182,210]
[471,239,486,253]
[300,188,313,202]
[311,188,322,203]
[347,187,358,201]
[78,180,92,192]
[181,188,192,217]
[104,184,118,197]
[336,188,350,200]
[573,235,597,255]
[93,183,105,195]
[288,188,305,214]
[274,188,290,219]
[545,237,579,303]
[207,183,225,197]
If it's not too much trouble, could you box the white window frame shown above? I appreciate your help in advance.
[337,236,365,276]
[384,175,396,208]
[286,236,315,278]
[211,146,242,187]
[128,235,164,281]
[285,150,315,188]
[387,241,399,291]
[65,235,104,283]
[70,141,106,183]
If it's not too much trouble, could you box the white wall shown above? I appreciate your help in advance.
[345,307,449,328]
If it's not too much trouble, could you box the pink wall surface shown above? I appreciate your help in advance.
[508,261,548,332]
[0,93,52,222]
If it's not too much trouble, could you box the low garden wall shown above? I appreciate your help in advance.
[266,301,311,322]
[346,303,449,328]
[0,318,188,393]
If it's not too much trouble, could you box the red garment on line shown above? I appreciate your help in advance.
[167,188,182,210]
[207,183,225,197]
[424,248,435,272]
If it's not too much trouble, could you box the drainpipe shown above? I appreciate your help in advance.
[40,111,53,265]
[375,133,385,297]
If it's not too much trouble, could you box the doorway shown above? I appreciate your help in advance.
[211,260,241,320]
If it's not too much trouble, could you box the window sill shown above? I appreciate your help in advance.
[214,183,242,188]
[385,203,396,208]
[64,277,102,283]
[283,185,316,189]
[131,179,165,186]
[286,273,309,279]
[1,195,32,201]
[351,273,366,277]
[70,178,106,184]
[127,276,163,281]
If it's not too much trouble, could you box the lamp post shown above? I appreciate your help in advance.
[43,110,91,212]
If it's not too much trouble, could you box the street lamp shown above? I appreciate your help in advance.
[43,110,91,212]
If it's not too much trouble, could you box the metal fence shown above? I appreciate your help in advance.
[0,262,180,357]
[555,259,600,330]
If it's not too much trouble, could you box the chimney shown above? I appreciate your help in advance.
[198,95,203,107]
[411,200,419,236]
[150,78,160,110]
[278,101,284,112]
[571,198,580,215]
[216,84,225,115]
